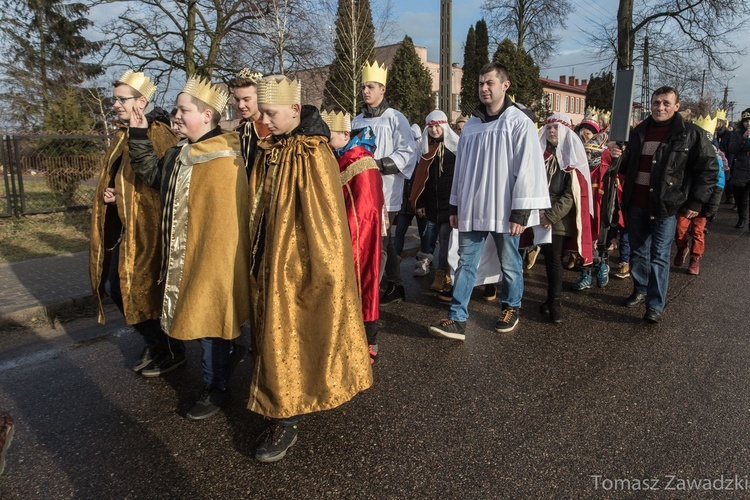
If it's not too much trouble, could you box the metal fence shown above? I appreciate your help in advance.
[1,133,111,217]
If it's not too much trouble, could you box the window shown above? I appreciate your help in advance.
[565,96,570,113]
[555,93,560,111]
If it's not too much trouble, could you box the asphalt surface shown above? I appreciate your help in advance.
[1,214,750,498]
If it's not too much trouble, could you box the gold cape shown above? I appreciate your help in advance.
[161,131,251,341]
[89,120,177,325]
[247,134,373,419]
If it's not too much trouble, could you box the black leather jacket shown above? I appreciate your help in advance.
[619,114,719,217]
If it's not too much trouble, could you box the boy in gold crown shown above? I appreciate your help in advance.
[248,76,372,462]
[322,109,383,364]
[128,76,251,420]
[89,69,179,375]
[228,68,270,177]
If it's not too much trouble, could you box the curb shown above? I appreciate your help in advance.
[0,295,98,330]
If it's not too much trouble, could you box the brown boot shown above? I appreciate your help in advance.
[687,257,700,275]
[431,269,451,292]
[614,262,630,279]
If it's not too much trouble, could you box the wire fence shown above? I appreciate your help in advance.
[1,133,111,217]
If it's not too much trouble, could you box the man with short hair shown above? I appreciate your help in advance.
[610,86,718,323]
[429,62,550,340]
[351,61,418,305]
[228,68,269,177]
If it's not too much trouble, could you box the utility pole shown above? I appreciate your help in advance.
[700,70,706,100]
[723,85,729,109]
[439,0,452,118]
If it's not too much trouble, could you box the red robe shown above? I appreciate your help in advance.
[338,145,383,322]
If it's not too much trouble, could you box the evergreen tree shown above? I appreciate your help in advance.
[475,19,490,68]
[492,38,544,118]
[585,71,615,111]
[322,0,376,115]
[387,36,434,125]
[459,26,478,115]
[0,0,103,130]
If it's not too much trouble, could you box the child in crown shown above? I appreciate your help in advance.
[129,76,251,421]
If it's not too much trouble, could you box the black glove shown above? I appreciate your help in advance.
[377,156,400,175]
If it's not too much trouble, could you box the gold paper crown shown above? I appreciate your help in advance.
[117,69,157,101]
[320,110,351,132]
[362,61,388,85]
[599,109,612,127]
[694,114,718,135]
[712,109,727,122]
[256,77,301,105]
[181,76,229,114]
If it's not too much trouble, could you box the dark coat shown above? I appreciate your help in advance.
[727,125,750,187]
[410,140,455,224]
[619,114,719,217]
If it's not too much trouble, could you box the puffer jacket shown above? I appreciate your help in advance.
[619,114,719,217]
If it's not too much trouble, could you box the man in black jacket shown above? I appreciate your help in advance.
[610,86,718,323]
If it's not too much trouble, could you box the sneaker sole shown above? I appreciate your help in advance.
[141,358,187,378]
[256,435,298,463]
[494,321,519,333]
[379,298,404,307]
[186,403,224,421]
[428,325,465,341]
[132,357,156,373]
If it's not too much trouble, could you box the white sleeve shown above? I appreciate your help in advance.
[511,118,551,210]
[388,112,419,180]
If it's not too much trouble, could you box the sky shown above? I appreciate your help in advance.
[86,0,750,119]
[386,0,750,120]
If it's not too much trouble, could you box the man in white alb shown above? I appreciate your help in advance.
[352,61,418,305]
[429,62,550,340]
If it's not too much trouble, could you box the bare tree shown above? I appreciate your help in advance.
[240,0,328,75]
[583,0,750,102]
[481,0,572,65]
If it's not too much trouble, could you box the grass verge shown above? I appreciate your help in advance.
[0,210,91,263]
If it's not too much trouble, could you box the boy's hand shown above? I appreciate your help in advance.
[130,106,148,129]
[103,187,116,204]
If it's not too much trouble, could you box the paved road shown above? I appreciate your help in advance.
[1,215,749,498]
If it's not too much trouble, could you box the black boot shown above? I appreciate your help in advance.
[549,299,563,324]
[736,218,746,228]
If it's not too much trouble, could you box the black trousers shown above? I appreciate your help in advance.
[541,234,568,303]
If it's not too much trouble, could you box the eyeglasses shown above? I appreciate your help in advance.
[113,96,137,105]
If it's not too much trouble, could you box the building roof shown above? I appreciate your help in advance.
[540,76,587,95]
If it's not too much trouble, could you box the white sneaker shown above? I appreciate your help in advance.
[413,252,432,277]
[413,258,430,276]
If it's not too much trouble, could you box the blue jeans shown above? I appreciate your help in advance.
[448,231,523,322]
[199,338,232,390]
[626,206,677,312]
[394,213,427,256]
[421,220,452,269]
[618,226,630,264]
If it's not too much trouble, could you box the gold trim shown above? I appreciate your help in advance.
[340,157,378,186]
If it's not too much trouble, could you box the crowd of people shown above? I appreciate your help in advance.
[3,60,732,472]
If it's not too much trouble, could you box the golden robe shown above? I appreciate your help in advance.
[160,132,251,341]
[89,120,177,325]
[247,132,373,419]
